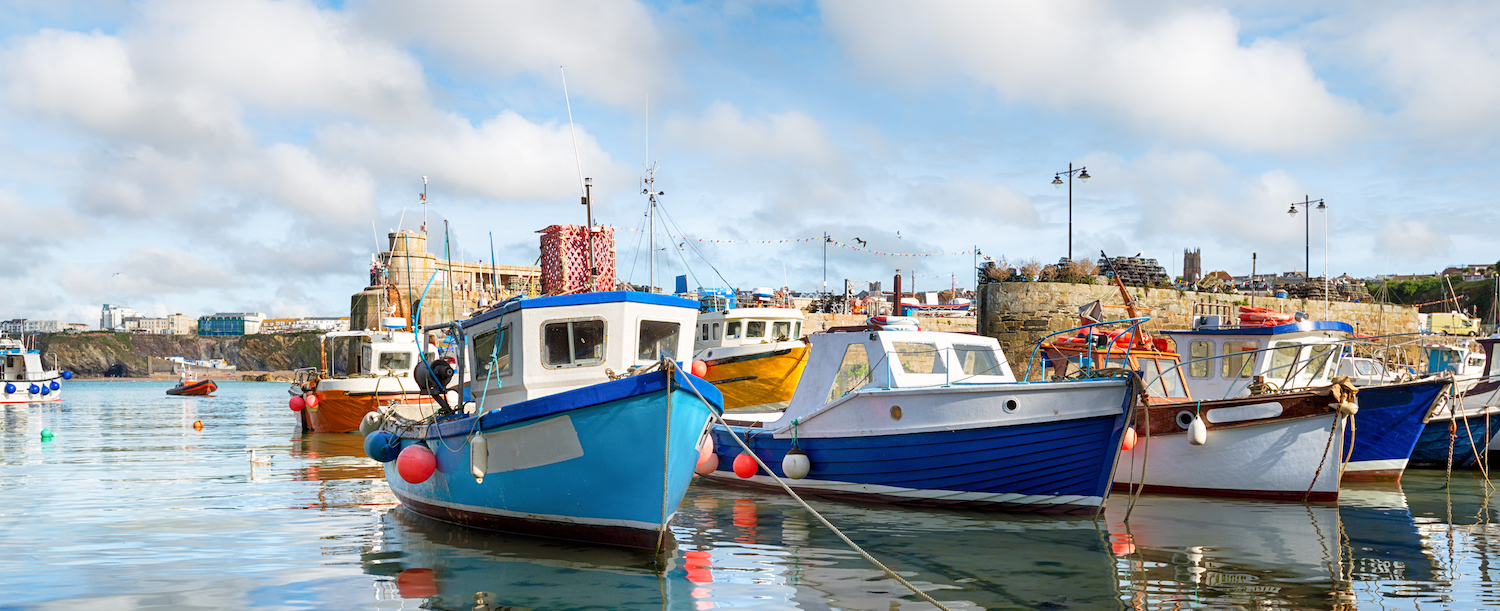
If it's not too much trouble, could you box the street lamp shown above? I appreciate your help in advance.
[1052,164,1091,262]
[1286,194,1326,287]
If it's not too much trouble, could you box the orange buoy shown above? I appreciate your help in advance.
[192,420,204,431]
[732,452,757,478]
[690,360,708,377]
[304,393,320,409]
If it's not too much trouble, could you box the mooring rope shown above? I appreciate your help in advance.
[655,358,675,554]
[677,375,953,611]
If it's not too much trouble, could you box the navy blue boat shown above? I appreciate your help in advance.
[1343,378,1449,479]
[1409,402,1498,468]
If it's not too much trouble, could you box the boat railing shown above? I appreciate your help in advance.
[1022,317,1152,382]
[292,367,319,384]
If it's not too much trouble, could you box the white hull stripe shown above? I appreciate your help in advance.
[1342,458,1408,473]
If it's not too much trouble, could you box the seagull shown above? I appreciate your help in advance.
[896,231,902,239]
[853,237,867,247]
[249,449,272,464]
[111,272,123,278]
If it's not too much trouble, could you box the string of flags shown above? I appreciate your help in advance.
[615,227,975,258]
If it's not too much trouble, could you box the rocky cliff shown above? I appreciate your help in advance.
[34,332,323,377]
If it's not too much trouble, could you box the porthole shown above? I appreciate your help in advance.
[890,405,903,420]
[1004,399,1019,413]
[1176,411,1196,429]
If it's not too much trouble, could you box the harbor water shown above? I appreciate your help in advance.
[4,381,1500,610]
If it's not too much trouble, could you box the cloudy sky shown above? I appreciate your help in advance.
[3,0,1497,325]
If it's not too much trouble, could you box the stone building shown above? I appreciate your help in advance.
[349,230,542,331]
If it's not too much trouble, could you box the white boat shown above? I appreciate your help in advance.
[702,322,1134,514]
[690,288,809,410]
[288,319,440,433]
[1,337,69,403]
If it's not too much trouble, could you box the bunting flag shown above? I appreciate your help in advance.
[615,227,975,257]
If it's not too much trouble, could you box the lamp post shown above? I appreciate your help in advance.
[1052,163,1091,262]
[1286,195,1326,287]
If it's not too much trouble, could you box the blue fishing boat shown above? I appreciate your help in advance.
[1163,316,1441,481]
[366,292,722,550]
[700,322,1135,514]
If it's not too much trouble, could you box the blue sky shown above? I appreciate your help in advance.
[2,0,1497,324]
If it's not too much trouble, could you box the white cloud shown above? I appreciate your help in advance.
[1374,219,1451,262]
[822,0,1365,153]
[355,0,670,110]
[663,101,841,170]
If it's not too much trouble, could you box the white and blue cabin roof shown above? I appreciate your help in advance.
[1161,319,1355,399]
[458,291,701,405]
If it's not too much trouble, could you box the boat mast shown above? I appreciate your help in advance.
[642,164,664,294]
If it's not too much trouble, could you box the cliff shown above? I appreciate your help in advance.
[34,332,323,378]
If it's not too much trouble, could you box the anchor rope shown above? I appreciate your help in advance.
[677,375,953,611]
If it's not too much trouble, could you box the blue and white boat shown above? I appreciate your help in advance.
[1,337,70,403]
[701,323,1135,514]
[366,292,722,550]
[1410,336,1500,467]
[1163,316,1447,481]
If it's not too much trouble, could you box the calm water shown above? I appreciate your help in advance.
[4,381,1500,610]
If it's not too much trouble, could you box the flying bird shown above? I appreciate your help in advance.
[111,272,123,278]
[896,231,902,239]
[853,237,867,247]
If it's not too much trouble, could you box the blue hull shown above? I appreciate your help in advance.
[1410,412,1498,468]
[705,410,1127,514]
[383,369,721,549]
[1343,379,1448,480]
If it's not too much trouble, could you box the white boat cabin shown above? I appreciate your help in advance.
[318,330,423,378]
[692,298,806,355]
[1162,319,1353,400]
[457,292,700,406]
[1,338,56,383]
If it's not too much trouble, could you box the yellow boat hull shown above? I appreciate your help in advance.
[702,344,810,410]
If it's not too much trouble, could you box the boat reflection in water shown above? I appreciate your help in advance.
[1338,486,1438,586]
[364,508,682,610]
[286,432,384,482]
[1109,495,1347,608]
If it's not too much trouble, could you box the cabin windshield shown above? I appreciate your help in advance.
[1304,344,1336,383]
[725,321,742,340]
[638,320,680,361]
[1142,358,1186,398]
[892,342,947,375]
[772,321,792,341]
[1222,340,1259,379]
[1187,341,1213,378]
[377,351,411,373]
[472,324,511,379]
[827,343,871,402]
[543,318,606,368]
[953,344,1004,376]
[746,321,766,339]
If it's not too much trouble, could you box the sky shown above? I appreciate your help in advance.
[3,0,1498,325]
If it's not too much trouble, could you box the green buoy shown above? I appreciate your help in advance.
[40,428,54,440]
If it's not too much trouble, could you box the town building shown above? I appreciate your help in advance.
[259,317,350,333]
[123,314,195,335]
[197,313,266,336]
[101,304,142,330]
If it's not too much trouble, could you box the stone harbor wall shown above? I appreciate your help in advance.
[977,282,1421,379]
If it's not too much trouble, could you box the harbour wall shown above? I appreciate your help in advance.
[977,282,1421,378]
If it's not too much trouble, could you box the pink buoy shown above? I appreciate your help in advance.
[733,452,757,479]
[695,434,717,475]
[289,395,305,412]
[304,393,320,409]
[690,360,708,377]
[1121,426,1138,451]
[397,444,437,483]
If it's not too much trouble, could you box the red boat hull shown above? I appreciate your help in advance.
[167,380,217,396]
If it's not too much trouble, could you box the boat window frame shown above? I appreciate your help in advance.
[1221,340,1260,379]
[1187,341,1214,378]
[827,342,872,403]
[637,319,681,362]
[772,321,792,341]
[725,321,742,340]
[701,323,710,341]
[952,343,1007,378]
[540,317,607,369]
[472,323,512,379]
[891,341,948,375]
[712,322,721,341]
[746,320,766,339]
[377,350,412,374]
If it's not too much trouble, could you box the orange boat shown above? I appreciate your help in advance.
[167,378,217,396]
[289,327,440,433]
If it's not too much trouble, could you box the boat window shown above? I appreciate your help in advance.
[1143,358,1186,398]
[726,321,741,339]
[1305,344,1335,381]
[542,318,606,368]
[746,321,766,338]
[1187,341,1213,378]
[772,321,791,341]
[953,344,1003,376]
[701,324,710,341]
[712,323,721,340]
[1268,342,1302,382]
[1354,360,1373,375]
[361,345,373,374]
[793,322,802,338]
[826,343,871,403]
[893,342,947,374]
[638,320,680,361]
[472,324,511,379]
[1221,340,1259,379]
[378,351,412,373]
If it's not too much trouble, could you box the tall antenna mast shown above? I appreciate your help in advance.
[642,163,664,293]
[420,176,429,234]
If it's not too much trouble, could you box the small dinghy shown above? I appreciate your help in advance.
[167,377,217,396]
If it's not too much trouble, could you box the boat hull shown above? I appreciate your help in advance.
[700,343,809,410]
[0,387,62,403]
[1410,409,1499,468]
[1342,379,1449,481]
[166,380,217,396]
[1112,397,1344,502]
[303,388,437,433]
[383,369,720,549]
[703,379,1132,514]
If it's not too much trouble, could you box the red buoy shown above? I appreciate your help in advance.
[289,395,305,412]
[1121,426,1138,451]
[304,393,320,409]
[397,444,437,483]
[733,452,757,478]
[690,360,708,377]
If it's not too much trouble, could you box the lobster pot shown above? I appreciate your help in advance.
[538,225,616,295]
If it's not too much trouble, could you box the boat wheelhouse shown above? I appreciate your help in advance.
[289,324,438,433]
[702,325,1134,514]
[691,290,809,411]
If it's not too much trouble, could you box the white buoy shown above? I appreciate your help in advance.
[1337,401,1359,416]
[1188,416,1207,446]
[358,411,382,436]
[695,433,717,476]
[782,447,811,479]
[470,432,488,483]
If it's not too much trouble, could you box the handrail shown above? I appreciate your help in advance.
[1022,317,1151,382]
